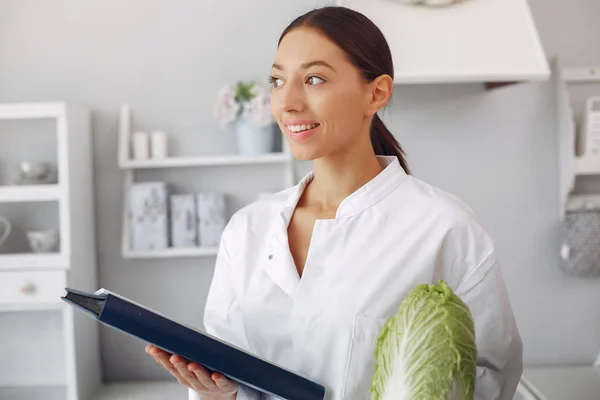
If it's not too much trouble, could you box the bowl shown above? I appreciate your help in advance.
[27,229,60,253]
[19,162,52,182]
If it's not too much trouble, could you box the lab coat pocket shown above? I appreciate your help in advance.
[342,314,387,400]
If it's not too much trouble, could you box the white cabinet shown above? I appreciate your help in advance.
[0,102,101,400]
[336,0,549,84]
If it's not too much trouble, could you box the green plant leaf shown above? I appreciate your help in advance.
[235,81,256,103]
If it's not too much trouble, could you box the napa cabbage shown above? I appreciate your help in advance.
[370,280,477,400]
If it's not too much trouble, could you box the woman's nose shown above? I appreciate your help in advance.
[280,82,305,113]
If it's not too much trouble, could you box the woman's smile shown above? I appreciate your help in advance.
[284,119,321,141]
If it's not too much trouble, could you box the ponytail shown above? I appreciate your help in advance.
[370,114,410,175]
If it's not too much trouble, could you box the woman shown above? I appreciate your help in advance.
[146,5,523,400]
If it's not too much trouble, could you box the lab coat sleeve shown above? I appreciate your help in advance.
[189,222,261,400]
[455,247,524,400]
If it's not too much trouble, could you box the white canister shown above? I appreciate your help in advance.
[151,130,168,159]
[132,131,150,160]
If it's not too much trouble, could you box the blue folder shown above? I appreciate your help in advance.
[61,287,326,400]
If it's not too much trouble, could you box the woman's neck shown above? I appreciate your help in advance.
[302,146,384,212]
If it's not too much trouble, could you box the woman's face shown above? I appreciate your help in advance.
[270,27,372,161]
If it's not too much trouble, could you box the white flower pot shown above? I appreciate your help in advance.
[235,118,275,155]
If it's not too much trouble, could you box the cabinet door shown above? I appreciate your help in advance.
[0,270,65,307]
[0,309,66,387]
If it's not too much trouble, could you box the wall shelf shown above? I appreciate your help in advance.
[562,67,600,83]
[575,155,600,176]
[554,57,600,218]
[0,102,67,119]
[0,184,62,203]
[123,246,218,259]
[117,104,296,259]
[119,153,290,169]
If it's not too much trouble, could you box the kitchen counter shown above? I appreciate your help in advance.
[522,366,600,400]
[56,367,600,400]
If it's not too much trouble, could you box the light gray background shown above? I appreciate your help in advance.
[1,0,599,382]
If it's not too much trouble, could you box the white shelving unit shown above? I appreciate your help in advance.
[0,184,62,202]
[554,58,600,218]
[117,104,296,259]
[0,102,101,400]
[0,253,69,271]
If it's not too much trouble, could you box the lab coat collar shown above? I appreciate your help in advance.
[284,155,407,219]
[263,156,407,299]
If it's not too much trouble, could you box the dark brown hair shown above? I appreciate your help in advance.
[278,6,410,174]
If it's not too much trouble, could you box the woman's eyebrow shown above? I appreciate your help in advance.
[272,60,337,72]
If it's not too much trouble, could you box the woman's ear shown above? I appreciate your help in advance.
[364,74,393,117]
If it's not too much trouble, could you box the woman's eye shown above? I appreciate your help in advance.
[306,76,325,85]
[269,76,284,88]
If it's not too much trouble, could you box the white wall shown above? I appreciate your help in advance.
[1,0,599,382]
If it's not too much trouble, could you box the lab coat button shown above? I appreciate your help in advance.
[268,254,273,260]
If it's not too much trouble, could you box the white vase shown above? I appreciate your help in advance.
[235,118,275,155]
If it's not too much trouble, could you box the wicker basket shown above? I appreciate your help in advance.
[560,209,600,277]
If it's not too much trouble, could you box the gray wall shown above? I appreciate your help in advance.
[1,0,599,382]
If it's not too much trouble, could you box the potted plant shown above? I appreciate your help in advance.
[214,81,275,155]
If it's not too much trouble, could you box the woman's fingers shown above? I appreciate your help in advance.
[212,372,237,393]
[146,345,236,395]
[172,360,198,388]
[146,346,189,386]
[188,362,219,390]
[150,352,178,374]
[158,358,183,380]
[146,345,171,362]
[159,358,190,387]
[170,355,212,391]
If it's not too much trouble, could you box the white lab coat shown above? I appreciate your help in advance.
[190,155,523,400]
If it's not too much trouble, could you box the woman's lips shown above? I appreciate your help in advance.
[288,125,319,141]
[284,120,320,141]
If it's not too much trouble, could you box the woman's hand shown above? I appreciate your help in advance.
[145,345,238,400]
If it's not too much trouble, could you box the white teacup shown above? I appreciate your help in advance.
[27,229,59,253]
[0,217,11,249]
